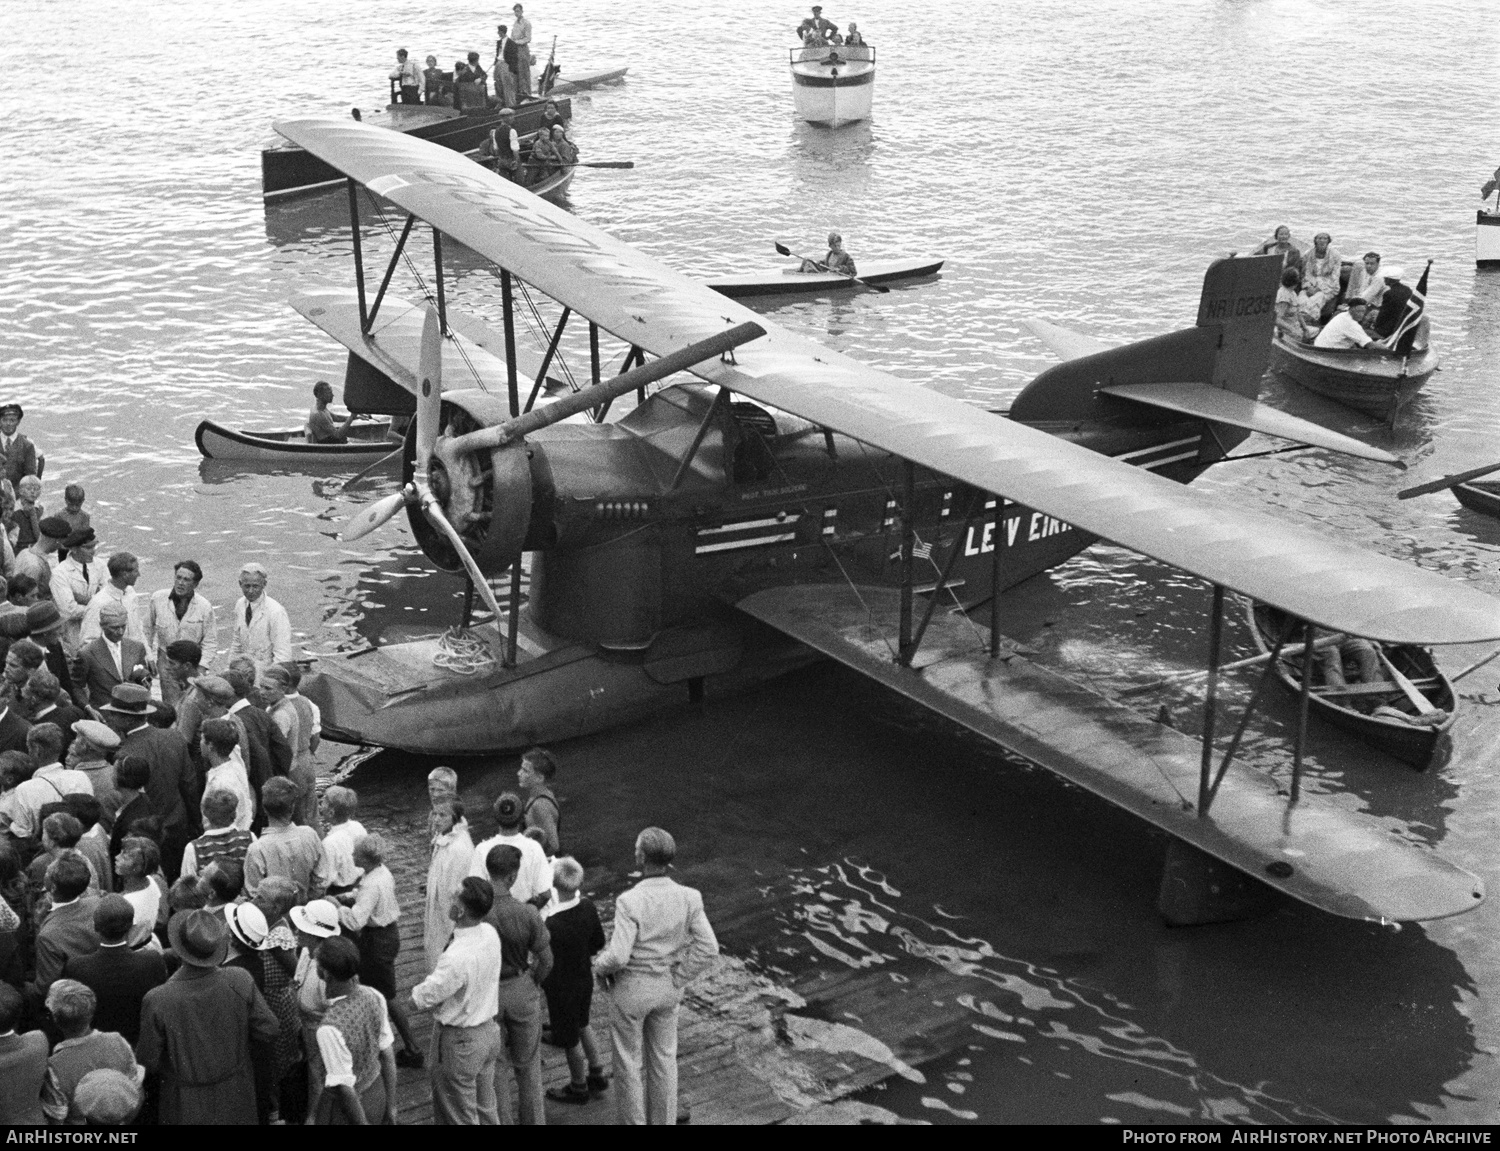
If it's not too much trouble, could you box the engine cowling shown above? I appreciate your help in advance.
[405,390,538,574]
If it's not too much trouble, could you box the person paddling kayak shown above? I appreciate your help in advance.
[799,231,856,276]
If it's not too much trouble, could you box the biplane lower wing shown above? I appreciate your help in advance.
[291,285,569,397]
[273,118,1500,647]
[735,584,1484,923]
[1100,383,1402,465]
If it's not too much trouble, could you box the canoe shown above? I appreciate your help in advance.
[530,164,574,203]
[543,65,628,96]
[195,419,404,464]
[1453,478,1500,518]
[706,257,944,298]
[790,44,875,127]
[1268,330,1439,421]
[1246,601,1456,770]
[261,95,571,201]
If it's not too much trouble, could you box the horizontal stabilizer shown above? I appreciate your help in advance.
[1025,319,1115,362]
[1101,383,1402,467]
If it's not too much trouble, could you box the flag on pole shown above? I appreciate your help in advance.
[1389,261,1431,357]
[1483,166,1500,198]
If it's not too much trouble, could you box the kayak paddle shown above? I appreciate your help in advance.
[774,241,889,293]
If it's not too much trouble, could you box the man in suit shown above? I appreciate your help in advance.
[222,663,291,816]
[0,983,48,1125]
[107,754,156,864]
[75,602,150,711]
[0,404,40,490]
[63,895,167,1046]
[31,853,100,997]
[103,685,196,880]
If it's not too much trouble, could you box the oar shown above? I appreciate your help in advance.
[774,241,889,293]
[519,161,634,169]
[1116,634,1344,695]
[1451,644,1500,683]
[1377,650,1438,715]
[1397,459,1500,499]
[336,444,404,491]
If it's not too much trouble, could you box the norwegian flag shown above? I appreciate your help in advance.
[1482,166,1500,198]
[1388,261,1431,357]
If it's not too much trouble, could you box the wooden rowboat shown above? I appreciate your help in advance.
[1246,601,1456,770]
[530,164,574,203]
[195,419,404,464]
[1268,330,1439,421]
[1453,479,1500,518]
[705,257,944,298]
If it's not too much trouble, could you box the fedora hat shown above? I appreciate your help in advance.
[169,908,230,968]
[100,683,160,717]
[290,899,340,938]
[25,601,61,633]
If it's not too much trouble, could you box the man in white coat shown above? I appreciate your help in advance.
[226,562,291,675]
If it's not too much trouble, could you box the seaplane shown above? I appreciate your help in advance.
[277,116,1498,927]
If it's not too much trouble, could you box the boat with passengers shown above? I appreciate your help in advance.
[790,39,875,126]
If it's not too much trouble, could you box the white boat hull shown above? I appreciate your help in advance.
[790,46,874,127]
[1478,209,1500,268]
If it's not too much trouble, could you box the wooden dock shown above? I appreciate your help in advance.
[378,839,936,1125]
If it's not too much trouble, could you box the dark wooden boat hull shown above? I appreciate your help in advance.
[1247,602,1456,769]
[1268,333,1438,420]
[262,96,571,201]
[1453,479,1500,518]
[195,419,401,464]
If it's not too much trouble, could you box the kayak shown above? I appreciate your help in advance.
[195,419,404,464]
[705,257,944,298]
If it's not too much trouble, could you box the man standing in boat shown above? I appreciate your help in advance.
[480,111,521,183]
[494,25,519,107]
[389,49,422,105]
[511,5,534,99]
[796,6,838,39]
[307,381,357,444]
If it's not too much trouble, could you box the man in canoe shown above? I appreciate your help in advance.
[306,381,358,445]
[799,232,856,277]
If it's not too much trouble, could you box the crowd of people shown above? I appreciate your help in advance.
[1253,226,1418,351]
[0,415,721,1124]
[389,4,547,110]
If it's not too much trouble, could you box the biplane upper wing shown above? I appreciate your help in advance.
[276,118,1500,645]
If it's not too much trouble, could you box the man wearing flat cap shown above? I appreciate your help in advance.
[137,908,279,1125]
[12,515,70,603]
[103,684,196,880]
[75,602,150,711]
[49,527,102,657]
[0,404,40,490]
